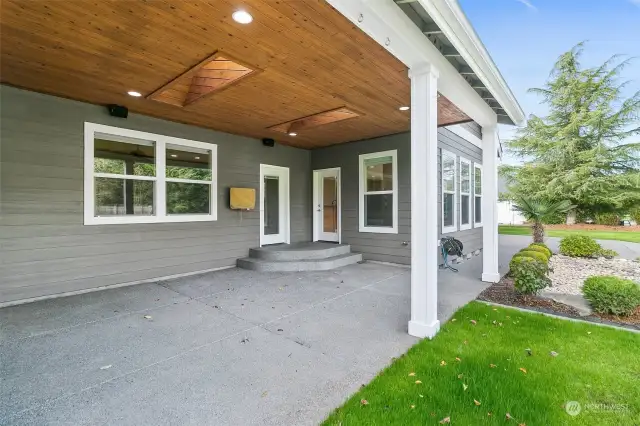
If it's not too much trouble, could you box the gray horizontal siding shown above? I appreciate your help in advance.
[0,85,312,303]
[311,125,485,265]
[460,121,482,139]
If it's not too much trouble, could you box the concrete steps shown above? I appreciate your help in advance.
[237,242,362,272]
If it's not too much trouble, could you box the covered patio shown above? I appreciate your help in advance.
[0,257,499,425]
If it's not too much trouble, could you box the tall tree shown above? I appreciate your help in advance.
[501,43,640,223]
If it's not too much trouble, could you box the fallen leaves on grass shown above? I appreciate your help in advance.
[411,405,415,409]
[470,320,477,325]
[419,394,424,398]
[439,416,451,424]
[487,412,492,416]
[525,348,532,356]
[489,364,497,368]
[463,383,468,391]
[463,340,468,345]
[457,373,464,379]
[440,360,447,366]
[474,399,481,406]
[415,380,422,384]
[550,351,558,357]
[360,399,368,406]
[506,412,513,420]
[451,318,457,322]
[408,372,416,376]
[455,357,461,362]
[519,367,527,374]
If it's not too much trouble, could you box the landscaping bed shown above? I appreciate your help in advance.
[477,277,640,329]
[481,236,640,330]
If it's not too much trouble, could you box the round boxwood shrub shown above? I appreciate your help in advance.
[514,250,549,264]
[510,256,550,294]
[559,235,601,257]
[582,276,640,316]
[526,245,552,259]
[529,243,552,258]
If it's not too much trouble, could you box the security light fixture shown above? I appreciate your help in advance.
[232,10,253,24]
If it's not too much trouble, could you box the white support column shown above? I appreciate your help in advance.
[408,63,440,339]
[481,125,500,283]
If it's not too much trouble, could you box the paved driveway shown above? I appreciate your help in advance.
[1,258,492,426]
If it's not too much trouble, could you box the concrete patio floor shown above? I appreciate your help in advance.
[1,253,501,426]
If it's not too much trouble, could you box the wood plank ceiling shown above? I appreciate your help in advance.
[0,0,471,149]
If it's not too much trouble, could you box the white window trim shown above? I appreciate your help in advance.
[441,149,457,234]
[358,149,398,234]
[84,122,217,225]
[474,162,483,227]
[459,158,472,231]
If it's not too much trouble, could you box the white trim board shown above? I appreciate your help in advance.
[441,149,457,234]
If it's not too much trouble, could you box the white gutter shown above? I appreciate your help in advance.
[419,0,526,126]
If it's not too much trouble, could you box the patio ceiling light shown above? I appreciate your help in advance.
[288,132,297,136]
[399,106,410,111]
[232,10,253,24]
[127,91,142,97]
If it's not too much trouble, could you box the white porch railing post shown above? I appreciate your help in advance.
[408,63,440,339]
[481,125,500,282]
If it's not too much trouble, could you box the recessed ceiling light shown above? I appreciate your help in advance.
[399,106,410,111]
[127,91,142,97]
[288,132,297,136]
[232,10,253,24]
[194,156,200,160]
[170,154,178,158]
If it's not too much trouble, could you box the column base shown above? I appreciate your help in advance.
[408,319,441,339]
[482,272,501,283]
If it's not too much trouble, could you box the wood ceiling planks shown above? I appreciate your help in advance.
[0,0,470,148]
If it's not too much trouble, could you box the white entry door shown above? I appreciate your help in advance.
[260,164,290,246]
[313,168,341,242]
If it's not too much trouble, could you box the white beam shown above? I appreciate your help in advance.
[481,125,500,283]
[325,0,497,127]
[408,63,440,339]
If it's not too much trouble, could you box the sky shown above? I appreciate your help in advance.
[458,0,640,164]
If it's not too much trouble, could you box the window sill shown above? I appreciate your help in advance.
[460,223,472,231]
[85,214,217,226]
[442,226,458,234]
[474,222,483,228]
[359,226,398,234]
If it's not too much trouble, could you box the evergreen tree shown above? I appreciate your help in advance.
[501,43,640,223]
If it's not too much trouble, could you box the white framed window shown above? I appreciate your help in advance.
[84,122,217,225]
[474,162,483,227]
[459,158,472,230]
[441,150,457,233]
[359,150,398,233]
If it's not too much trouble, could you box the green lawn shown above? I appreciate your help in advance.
[499,225,640,243]
[323,302,639,426]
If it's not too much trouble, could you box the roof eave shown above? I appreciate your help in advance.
[416,0,526,126]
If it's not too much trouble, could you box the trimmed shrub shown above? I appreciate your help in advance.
[631,208,640,225]
[510,257,550,294]
[559,235,601,257]
[596,248,618,259]
[582,276,640,316]
[529,243,552,257]
[514,250,549,264]
[595,213,620,226]
[526,245,552,259]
